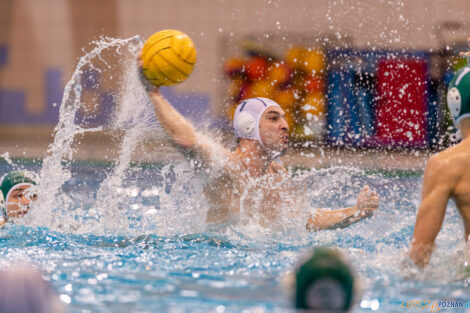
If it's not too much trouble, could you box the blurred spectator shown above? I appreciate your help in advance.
[0,265,64,313]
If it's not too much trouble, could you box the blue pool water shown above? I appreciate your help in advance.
[2,37,468,313]
[1,158,469,313]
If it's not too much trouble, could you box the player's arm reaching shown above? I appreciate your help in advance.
[146,88,197,149]
[408,155,453,267]
[138,57,234,168]
[306,186,379,231]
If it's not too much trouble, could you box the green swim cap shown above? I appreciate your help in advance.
[295,247,354,312]
[447,66,470,127]
[0,171,36,218]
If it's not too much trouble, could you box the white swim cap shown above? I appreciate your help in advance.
[233,97,281,146]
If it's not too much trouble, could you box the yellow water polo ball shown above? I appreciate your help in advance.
[141,29,197,86]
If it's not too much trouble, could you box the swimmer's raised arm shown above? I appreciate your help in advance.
[146,88,233,167]
[409,155,453,267]
[138,57,233,167]
[306,186,379,231]
[147,89,198,148]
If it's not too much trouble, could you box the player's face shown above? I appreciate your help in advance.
[6,184,37,218]
[259,106,289,152]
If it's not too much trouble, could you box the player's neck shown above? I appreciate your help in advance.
[460,120,470,140]
[236,139,270,170]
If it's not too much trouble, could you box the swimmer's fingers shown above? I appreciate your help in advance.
[358,186,376,198]
[358,201,379,212]
[364,198,379,211]
[364,193,379,208]
[367,192,380,207]
[361,186,379,198]
[136,50,161,91]
[358,204,378,218]
[138,67,159,92]
[356,188,379,211]
[360,185,378,198]
[137,51,143,66]
[136,56,156,91]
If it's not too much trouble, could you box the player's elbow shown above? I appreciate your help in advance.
[173,133,198,149]
[174,138,195,149]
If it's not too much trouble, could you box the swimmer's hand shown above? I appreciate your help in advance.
[355,186,379,217]
[137,53,159,93]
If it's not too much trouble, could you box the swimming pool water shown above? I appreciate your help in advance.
[1,158,469,313]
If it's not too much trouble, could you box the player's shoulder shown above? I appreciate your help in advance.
[426,145,470,178]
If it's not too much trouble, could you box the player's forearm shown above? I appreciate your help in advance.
[148,91,198,148]
[408,197,446,267]
[307,206,372,231]
[408,216,439,267]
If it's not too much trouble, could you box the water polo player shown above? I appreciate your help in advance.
[409,41,470,266]
[0,171,37,226]
[294,247,355,312]
[138,56,379,230]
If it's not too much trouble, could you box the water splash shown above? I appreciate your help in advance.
[36,36,143,229]
[7,33,462,287]
[21,35,210,236]
[89,58,158,234]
